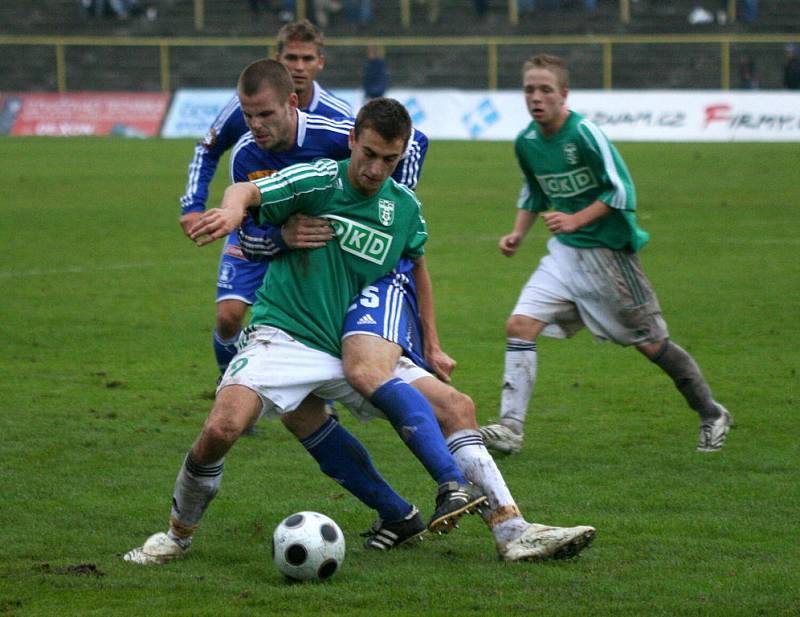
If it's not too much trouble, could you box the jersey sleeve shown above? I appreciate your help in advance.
[251,158,340,226]
[179,95,249,215]
[400,191,428,260]
[576,120,636,212]
[514,139,549,213]
[391,127,427,190]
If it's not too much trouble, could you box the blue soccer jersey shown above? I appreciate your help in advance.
[180,82,351,216]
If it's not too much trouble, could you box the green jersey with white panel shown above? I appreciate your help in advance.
[247,158,427,357]
[514,111,649,252]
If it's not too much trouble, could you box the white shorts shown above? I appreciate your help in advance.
[512,237,668,346]
[217,325,431,421]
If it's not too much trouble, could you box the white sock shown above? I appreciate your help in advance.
[500,338,537,435]
[446,429,528,543]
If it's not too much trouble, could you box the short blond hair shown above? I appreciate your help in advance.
[523,54,569,90]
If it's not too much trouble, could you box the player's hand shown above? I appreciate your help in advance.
[542,211,579,234]
[282,213,334,249]
[499,232,523,257]
[179,212,204,239]
[426,347,456,383]
[189,208,242,246]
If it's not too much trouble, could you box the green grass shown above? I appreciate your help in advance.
[1,137,798,616]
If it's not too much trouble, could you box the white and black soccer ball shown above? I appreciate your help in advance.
[272,511,346,581]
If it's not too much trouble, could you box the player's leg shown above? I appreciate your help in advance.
[341,275,486,532]
[571,245,732,451]
[281,394,426,549]
[124,383,262,565]
[480,314,547,453]
[409,371,595,561]
[638,338,732,452]
[342,334,485,530]
[481,244,580,454]
[213,233,266,377]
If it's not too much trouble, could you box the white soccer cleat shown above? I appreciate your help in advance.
[498,523,596,562]
[479,423,523,454]
[123,532,188,565]
[696,404,733,452]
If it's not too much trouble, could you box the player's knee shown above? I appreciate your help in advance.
[343,361,386,397]
[437,390,478,435]
[506,314,538,340]
[216,310,244,339]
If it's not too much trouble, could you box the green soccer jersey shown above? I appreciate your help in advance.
[247,158,427,357]
[515,111,649,252]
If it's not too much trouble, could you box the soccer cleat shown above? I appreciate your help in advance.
[479,423,524,455]
[361,506,427,550]
[427,481,488,533]
[123,532,188,565]
[696,404,733,452]
[498,523,596,562]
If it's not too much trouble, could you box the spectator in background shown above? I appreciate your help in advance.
[738,56,758,89]
[347,0,373,27]
[739,0,758,23]
[784,44,800,89]
[363,45,388,99]
[313,0,342,27]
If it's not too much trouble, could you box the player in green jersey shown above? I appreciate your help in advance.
[123,99,497,566]
[479,54,732,455]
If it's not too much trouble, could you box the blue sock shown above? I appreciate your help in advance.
[370,378,465,486]
[213,330,239,374]
[301,416,412,522]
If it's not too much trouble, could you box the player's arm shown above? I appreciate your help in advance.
[189,182,260,246]
[541,200,612,235]
[499,184,539,257]
[179,96,248,238]
[412,256,456,383]
[238,213,334,262]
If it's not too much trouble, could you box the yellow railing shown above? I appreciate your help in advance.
[1,33,798,93]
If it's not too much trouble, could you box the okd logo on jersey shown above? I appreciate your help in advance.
[325,215,393,265]
[378,199,395,226]
[536,167,598,198]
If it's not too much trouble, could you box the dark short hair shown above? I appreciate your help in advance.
[276,19,324,55]
[523,54,570,90]
[237,58,295,100]
[354,98,412,147]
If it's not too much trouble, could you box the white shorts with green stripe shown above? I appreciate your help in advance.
[512,237,668,346]
[218,325,430,421]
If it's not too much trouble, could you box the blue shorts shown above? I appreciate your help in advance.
[216,228,268,304]
[342,263,431,372]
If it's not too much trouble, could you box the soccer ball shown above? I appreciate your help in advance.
[272,511,346,581]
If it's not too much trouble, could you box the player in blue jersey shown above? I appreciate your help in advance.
[211,76,426,382]
[177,20,354,376]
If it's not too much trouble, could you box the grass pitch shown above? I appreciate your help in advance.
[0,137,798,616]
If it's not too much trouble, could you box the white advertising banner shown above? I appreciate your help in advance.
[162,88,800,142]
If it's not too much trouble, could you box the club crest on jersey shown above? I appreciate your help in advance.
[563,143,579,165]
[325,215,393,265]
[378,199,395,226]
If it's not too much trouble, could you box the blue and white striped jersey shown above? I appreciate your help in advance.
[179,81,351,215]
[231,109,429,260]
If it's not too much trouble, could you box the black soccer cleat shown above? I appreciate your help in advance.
[362,506,426,550]
[427,481,488,534]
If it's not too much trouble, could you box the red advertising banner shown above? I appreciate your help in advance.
[3,92,171,137]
